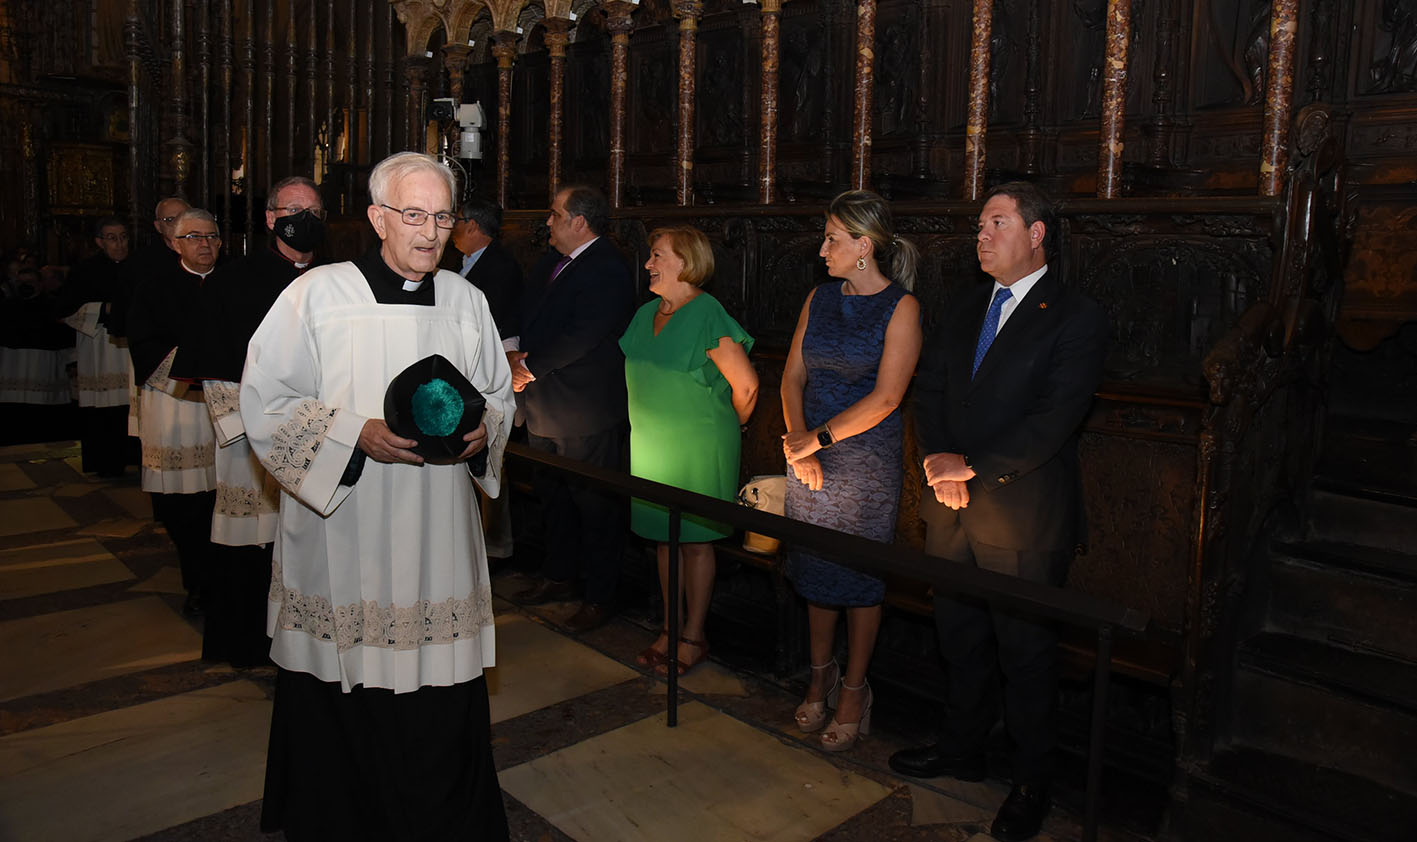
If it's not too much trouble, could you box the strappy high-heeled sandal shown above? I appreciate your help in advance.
[821,680,872,752]
[794,659,841,733]
[656,637,710,676]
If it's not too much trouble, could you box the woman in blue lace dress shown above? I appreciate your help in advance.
[781,190,922,752]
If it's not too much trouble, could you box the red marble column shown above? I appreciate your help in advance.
[442,43,471,105]
[849,0,877,191]
[1259,0,1300,197]
[492,33,518,207]
[404,54,431,154]
[544,18,571,204]
[673,0,703,206]
[605,2,637,209]
[758,0,782,204]
[1096,0,1132,199]
[963,0,992,200]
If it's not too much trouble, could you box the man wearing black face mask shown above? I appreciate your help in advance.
[170,176,325,666]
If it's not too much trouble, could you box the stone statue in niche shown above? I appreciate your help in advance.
[781,23,825,142]
[875,19,917,137]
[1370,0,1417,93]
[698,43,743,147]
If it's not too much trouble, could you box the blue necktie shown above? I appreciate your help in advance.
[971,286,1012,378]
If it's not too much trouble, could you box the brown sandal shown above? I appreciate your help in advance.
[636,630,670,669]
[656,637,710,676]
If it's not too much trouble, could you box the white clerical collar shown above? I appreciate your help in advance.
[402,278,424,292]
[180,260,214,280]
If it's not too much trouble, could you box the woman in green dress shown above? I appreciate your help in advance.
[620,225,758,675]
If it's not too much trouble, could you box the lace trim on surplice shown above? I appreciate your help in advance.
[142,441,216,471]
[269,555,494,652]
[203,380,242,422]
[261,398,336,493]
[215,478,280,518]
[77,371,130,393]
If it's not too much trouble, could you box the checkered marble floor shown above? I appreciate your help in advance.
[0,441,1138,842]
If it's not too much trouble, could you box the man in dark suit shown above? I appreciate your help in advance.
[890,182,1108,842]
[451,197,522,560]
[509,185,634,633]
[451,197,521,341]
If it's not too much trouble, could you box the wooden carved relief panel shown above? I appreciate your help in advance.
[629,34,674,156]
[695,25,746,151]
[1070,216,1272,387]
[566,30,610,176]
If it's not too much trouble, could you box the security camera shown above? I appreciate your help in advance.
[456,102,487,160]
[429,97,456,122]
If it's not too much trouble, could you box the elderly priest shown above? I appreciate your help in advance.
[241,152,514,841]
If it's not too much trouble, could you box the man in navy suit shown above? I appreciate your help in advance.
[509,185,634,633]
[452,197,521,342]
[449,197,523,560]
[890,182,1108,842]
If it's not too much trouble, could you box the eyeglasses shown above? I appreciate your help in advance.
[99,233,129,242]
[175,232,222,242]
[157,215,180,224]
[380,204,456,229]
[271,205,327,220]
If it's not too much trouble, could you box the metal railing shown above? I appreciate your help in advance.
[507,441,1150,842]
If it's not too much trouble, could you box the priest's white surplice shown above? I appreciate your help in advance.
[62,302,131,408]
[241,262,515,694]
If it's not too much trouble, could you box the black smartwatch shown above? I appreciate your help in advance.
[816,425,835,449]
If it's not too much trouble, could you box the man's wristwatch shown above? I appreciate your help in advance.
[816,425,835,450]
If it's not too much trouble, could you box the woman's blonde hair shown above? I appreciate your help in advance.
[647,225,715,287]
[827,190,919,291]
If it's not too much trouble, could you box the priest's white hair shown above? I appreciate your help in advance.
[368,152,457,209]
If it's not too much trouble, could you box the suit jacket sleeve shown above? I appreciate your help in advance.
[968,298,1108,494]
[525,245,632,378]
[912,327,956,461]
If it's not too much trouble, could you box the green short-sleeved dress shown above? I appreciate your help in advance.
[619,292,754,543]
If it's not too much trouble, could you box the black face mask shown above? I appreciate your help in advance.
[274,210,325,253]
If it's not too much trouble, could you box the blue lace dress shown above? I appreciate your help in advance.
[785,280,908,606]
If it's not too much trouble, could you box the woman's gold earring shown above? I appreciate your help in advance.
[855,256,867,271]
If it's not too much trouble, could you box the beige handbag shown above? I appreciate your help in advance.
[737,475,786,554]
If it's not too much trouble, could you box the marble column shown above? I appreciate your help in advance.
[442,43,472,105]
[1096,0,1132,199]
[758,0,782,204]
[849,0,877,191]
[404,54,431,153]
[673,0,703,206]
[1259,0,1300,197]
[963,0,991,200]
[605,2,637,209]
[544,18,571,204]
[492,33,518,207]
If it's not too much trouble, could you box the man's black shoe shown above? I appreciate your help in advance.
[990,783,1050,842]
[887,745,986,781]
[514,577,577,605]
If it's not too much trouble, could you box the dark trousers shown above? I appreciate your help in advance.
[203,542,274,667]
[79,405,134,476]
[154,490,216,595]
[927,523,1070,784]
[527,421,628,604]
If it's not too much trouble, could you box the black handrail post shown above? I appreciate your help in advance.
[1083,623,1114,842]
[666,506,681,727]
